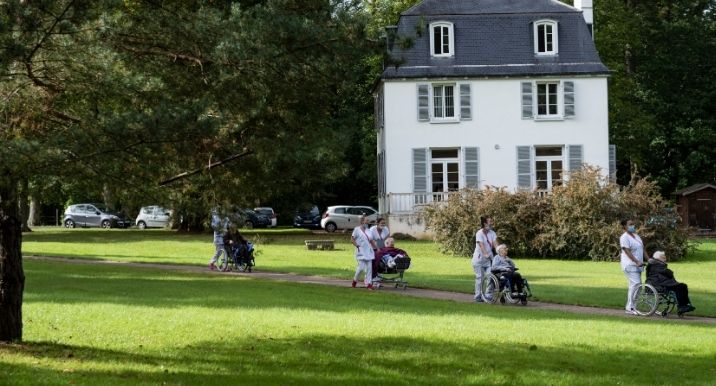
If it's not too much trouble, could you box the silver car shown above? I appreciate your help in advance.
[136,206,173,229]
[320,205,378,233]
[63,203,132,229]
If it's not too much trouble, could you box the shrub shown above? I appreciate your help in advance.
[423,167,693,261]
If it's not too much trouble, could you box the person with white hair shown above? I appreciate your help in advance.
[490,244,525,297]
[646,251,695,314]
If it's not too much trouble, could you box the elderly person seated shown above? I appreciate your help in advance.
[372,237,408,277]
[647,251,695,314]
[491,244,525,297]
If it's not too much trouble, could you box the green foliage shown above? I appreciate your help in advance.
[424,168,693,261]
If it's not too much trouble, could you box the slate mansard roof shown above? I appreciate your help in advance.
[382,0,610,79]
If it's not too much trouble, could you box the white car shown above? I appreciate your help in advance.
[136,206,172,229]
[254,207,277,227]
[320,205,378,233]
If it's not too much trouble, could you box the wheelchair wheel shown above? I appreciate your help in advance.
[216,252,229,272]
[481,274,500,304]
[633,283,658,316]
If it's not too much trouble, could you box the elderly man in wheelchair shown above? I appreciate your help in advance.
[481,244,532,305]
[632,251,695,317]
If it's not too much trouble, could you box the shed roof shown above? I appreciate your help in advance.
[675,183,716,196]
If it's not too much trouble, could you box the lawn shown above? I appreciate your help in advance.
[21,227,716,316]
[2,259,715,385]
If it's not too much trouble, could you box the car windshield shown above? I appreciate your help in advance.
[255,209,272,215]
[92,204,108,212]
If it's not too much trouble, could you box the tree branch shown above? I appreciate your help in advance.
[159,149,253,186]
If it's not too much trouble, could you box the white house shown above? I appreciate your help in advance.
[374,0,614,237]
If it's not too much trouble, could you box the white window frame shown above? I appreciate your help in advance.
[536,81,561,119]
[534,146,565,192]
[534,20,558,56]
[430,21,454,58]
[430,83,458,123]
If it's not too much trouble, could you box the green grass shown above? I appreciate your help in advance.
[21,227,716,316]
[2,259,715,385]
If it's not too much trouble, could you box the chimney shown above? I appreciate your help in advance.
[574,0,594,38]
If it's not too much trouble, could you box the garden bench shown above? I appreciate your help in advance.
[305,240,335,250]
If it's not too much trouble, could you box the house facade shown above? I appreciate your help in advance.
[375,0,613,236]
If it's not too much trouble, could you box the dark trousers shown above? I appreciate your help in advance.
[501,271,524,293]
[664,283,691,307]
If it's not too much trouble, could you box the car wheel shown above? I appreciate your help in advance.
[101,220,112,229]
[137,221,147,230]
[244,220,254,229]
[325,222,337,233]
[64,219,76,228]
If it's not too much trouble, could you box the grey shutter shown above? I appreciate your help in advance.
[464,147,479,189]
[564,81,575,118]
[417,84,429,121]
[521,82,533,119]
[374,86,384,130]
[609,144,617,183]
[412,148,428,193]
[517,146,532,190]
[460,83,471,120]
[568,144,584,172]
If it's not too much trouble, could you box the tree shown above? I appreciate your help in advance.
[1,0,378,342]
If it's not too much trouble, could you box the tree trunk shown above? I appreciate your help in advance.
[0,180,25,342]
[28,191,41,227]
[18,179,31,232]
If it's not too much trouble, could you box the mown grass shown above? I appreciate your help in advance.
[2,259,715,385]
[21,227,716,316]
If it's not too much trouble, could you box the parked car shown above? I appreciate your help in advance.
[293,205,321,229]
[320,205,378,233]
[235,209,271,229]
[136,206,173,229]
[63,203,132,229]
[254,207,277,227]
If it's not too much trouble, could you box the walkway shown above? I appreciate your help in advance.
[26,255,716,325]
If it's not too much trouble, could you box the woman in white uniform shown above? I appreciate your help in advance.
[472,216,497,302]
[620,219,649,315]
[351,215,377,289]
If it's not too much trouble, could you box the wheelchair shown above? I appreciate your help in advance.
[632,283,681,317]
[480,269,532,305]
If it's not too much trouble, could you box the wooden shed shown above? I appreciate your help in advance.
[675,183,716,234]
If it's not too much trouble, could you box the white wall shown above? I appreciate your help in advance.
[381,77,609,195]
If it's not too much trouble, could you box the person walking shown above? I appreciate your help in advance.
[351,215,377,289]
[369,218,390,249]
[620,219,649,315]
[208,208,229,271]
[472,216,497,302]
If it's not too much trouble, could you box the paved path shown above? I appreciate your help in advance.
[26,255,716,325]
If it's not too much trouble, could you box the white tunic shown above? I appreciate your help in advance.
[352,225,375,261]
[620,232,644,270]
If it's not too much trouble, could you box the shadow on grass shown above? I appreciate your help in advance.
[2,331,714,385]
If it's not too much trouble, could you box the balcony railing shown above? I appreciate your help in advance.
[382,192,455,214]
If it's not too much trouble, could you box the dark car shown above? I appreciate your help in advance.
[293,205,321,229]
[236,209,271,229]
[63,203,133,229]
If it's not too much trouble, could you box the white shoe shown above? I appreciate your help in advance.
[625,309,638,315]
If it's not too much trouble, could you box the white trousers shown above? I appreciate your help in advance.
[354,260,373,286]
[472,257,491,299]
[210,243,226,264]
[623,267,642,310]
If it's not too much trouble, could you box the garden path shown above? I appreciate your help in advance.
[26,255,716,325]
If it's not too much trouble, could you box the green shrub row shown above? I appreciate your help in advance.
[422,167,694,261]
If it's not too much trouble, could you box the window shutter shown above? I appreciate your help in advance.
[517,146,532,190]
[464,147,479,188]
[609,144,617,183]
[568,144,583,172]
[460,83,471,120]
[417,84,429,121]
[374,87,384,130]
[564,81,575,118]
[521,82,533,119]
[412,148,428,193]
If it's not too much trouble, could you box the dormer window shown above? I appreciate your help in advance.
[430,22,454,57]
[534,20,558,55]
